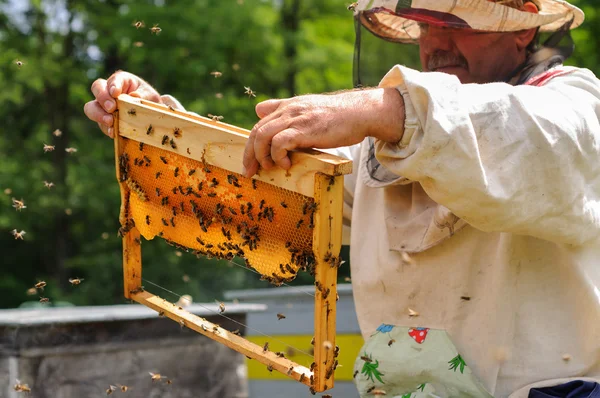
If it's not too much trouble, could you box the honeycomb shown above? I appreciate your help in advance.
[118,137,317,283]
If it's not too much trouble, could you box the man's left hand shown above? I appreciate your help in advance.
[242,87,405,177]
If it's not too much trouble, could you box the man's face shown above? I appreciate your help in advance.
[418,24,525,84]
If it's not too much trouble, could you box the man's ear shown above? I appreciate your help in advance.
[515,2,539,51]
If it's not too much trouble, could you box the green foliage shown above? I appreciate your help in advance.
[1,0,599,308]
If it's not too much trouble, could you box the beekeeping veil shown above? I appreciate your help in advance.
[352,0,585,183]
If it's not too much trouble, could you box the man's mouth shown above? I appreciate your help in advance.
[428,52,468,72]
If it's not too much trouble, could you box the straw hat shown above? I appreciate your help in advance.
[355,0,585,43]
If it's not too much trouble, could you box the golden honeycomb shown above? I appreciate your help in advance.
[118,137,317,282]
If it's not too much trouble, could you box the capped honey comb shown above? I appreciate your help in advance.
[119,137,317,282]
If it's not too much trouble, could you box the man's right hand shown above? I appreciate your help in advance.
[84,71,162,138]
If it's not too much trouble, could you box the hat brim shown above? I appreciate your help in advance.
[356,0,585,43]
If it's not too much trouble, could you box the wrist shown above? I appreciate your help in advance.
[367,87,405,143]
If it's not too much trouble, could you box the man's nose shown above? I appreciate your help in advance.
[420,28,454,54]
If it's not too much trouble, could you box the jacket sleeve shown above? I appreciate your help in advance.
[375,65,600,246]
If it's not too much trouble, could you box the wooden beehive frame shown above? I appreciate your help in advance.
[113,94,352,392]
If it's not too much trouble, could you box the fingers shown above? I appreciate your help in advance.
[255,99,282,119]
[253,118,295,171]
[84,100,114,138]
[271,129,300,170]
[242,131,259,178]
[106,72,136,99]
[90,78,116,113]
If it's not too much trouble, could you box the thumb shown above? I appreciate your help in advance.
[255,99,281,119]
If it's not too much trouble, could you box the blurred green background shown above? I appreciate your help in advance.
[0,0,598,308]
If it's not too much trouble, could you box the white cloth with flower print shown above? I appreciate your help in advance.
[354,324,494,397]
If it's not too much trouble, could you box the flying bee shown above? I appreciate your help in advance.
[232,329,241,336]
[161,135,169,145]
[13,379,31,393]
[408,308,419,317]
[266,365,273,373]
[218,302,225,313]
[133,20,145,29]
[35,281,46,290]
[210,71,222,78]
[174,167,179,177]
[127,108,136,116]
[388,339,396,346]
[310,336,315,345]
[170,138,177,149]
[347,2,358,11]
[179,319,185,328]
[173,127,182,138]
[118,385,128,392]
[160,156,168,164]
[39,297,50,303]
[106,384,117,395]
[53,129,62,137]
[43,143,55,152]
[150,24,161,34]
[69,277,84,285]
[12,198,26,211]
[44,181,54,189]
[165,379,172,385]
[277,313,286,320]
[244,86,256,98]
[146,124,154,135]
[15,59,24,68]
[263,342,269,353]
[149,372,163,382]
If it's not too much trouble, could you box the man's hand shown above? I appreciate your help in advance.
[83,71,162,139]
[242,87,405,177]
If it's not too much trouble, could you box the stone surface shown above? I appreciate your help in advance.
[0,303,263,398]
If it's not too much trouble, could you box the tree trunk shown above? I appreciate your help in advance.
[281,0,301,97]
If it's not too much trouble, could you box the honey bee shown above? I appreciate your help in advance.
[188,169,196,176]
[43,143,55,153]
[210,71,222,78]
[263,342,269,353]
[296,219,304,228]
[267,365,273,373]
[13,379,31,393]
[251,179,257,189]
[353,370,359,378]
[127,108,136,116]
[360,355,372,363]
[155,188,161,197]
[173,127,181,138]
[218,302,225,313]
[231,329,241,336]
[208,114,224,121]
[244,86,256,98]
[15,59,24,68]
[12,198,27,211]
[133,20,145,29]
[106,384,117,395]
[65,147,78,154]
[53,129,62,137]
[160,156,168,164]
[187,147,191,154]
[179,319,185,328]
[162,196,169,205]
[408,308,419,317]
[215,92,223,99]
[161,135,169,145]
[11,229,26,240]
[207,192,216,198]
[118,385,128,392]
[280,201,288,208]
[461,296,471,301]
[170,217,176,227]
[150,24,161,34]
[39,297,50,303]
[210,177,219,187]
[299,373,306,383]
[309,386,316,395]
[149,372,163,382]
[161,218,168,226]
[347,2,358,11]
[158,311,165,317]
[165,379,172,385]
[367,386,376,393]
[69,277,84,285]
[310,336,315,345]
[43,181,54,189]
[170,138,177,149]
[145,125,154,136]
[174,167,179,177]
[277,313,286,320]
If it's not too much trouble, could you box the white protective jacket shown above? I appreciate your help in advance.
[339,64,600,397]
